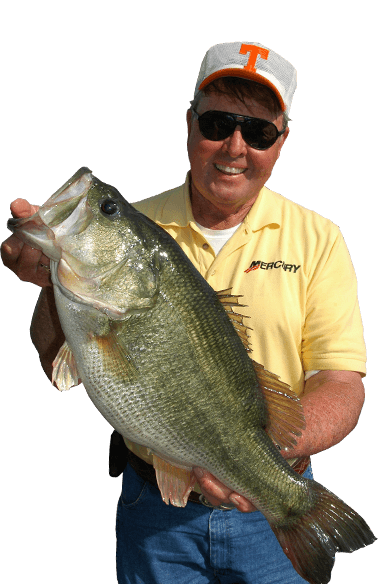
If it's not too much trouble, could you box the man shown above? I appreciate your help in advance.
[2,42,366,583]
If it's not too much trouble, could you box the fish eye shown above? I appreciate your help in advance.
[100,199,119,215]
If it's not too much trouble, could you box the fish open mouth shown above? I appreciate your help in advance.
[7,168,94,261]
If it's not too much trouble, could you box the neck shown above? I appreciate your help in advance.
[190,183,258,230]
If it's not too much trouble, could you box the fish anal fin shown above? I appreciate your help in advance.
[152,454,196,507]
[252,359,306,449]
[216,289,252,352]
[52,341,80,391]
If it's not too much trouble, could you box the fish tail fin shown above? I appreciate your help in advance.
[270,480,376,584]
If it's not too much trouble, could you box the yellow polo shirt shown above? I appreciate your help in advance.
[126,174,366,464]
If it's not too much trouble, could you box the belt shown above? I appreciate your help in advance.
[126,447,310,509]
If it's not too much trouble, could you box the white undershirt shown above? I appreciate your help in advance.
[194,221,321,382]
[304,370,321,380]
[194,221,241,255]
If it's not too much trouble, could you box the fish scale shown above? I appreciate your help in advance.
[7,167,376,584]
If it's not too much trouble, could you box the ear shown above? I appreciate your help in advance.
[277,126,289,157]
[186,109,193,136]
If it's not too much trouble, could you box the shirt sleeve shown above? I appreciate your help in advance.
[302,228,366,376]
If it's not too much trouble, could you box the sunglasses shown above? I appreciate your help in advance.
[191,108,285,151]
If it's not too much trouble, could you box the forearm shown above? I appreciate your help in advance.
[30,287,65,380]
[282,370,365,460]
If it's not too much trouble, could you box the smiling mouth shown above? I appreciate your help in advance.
[214,164,246,176]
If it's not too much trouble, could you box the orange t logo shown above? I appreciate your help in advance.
[240,44,269,72]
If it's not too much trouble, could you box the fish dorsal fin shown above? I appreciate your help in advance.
[216,289,305,450]
[216,288,252,353]
[52,341,80,391]
[252,360,306,450]
[151,453,196,507]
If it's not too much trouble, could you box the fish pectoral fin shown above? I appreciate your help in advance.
[95,327,138,380]
[252,360,306,450]
[152,453,196,507]
[52,341,80,391]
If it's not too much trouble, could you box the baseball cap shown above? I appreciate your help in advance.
[194,42,297,114]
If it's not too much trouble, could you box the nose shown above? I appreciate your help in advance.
[223,125,248,157]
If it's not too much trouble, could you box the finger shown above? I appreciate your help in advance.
[193,468,256,512]
[10,198,39,218]
[201,485,255,512]
[1,236,51,287]
[1,235,25,269]
[17,245,51,286]
[2,235,49,269]
[228,493,256,513]
[194,468,232,499]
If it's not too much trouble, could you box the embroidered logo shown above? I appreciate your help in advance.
[244,260,301,274]
[239,44,269,73]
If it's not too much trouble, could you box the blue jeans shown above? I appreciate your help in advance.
[116,463,313,584]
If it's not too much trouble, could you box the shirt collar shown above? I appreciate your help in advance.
[243,186,281,232]
[155,172,195,228]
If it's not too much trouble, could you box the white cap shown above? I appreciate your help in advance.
[194,42,297,113]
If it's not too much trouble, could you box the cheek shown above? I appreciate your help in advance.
[188,138,217,173]
[247,149,279,178]
[188,123,222,163]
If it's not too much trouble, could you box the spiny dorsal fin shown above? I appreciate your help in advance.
[217,289,305,449]
[216,288,252,352]
[252,360,306,449]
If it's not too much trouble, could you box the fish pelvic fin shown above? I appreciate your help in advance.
[52,341,80,391]
[151,454,196,507]
[270,480,376,584]
[252,360,306,450]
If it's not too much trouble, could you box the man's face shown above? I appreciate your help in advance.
[187,92,289,215]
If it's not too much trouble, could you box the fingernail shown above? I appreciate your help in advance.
[193,468,204,478]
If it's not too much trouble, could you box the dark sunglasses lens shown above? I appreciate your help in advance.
[243,119,278,150]
[198,112,236,141]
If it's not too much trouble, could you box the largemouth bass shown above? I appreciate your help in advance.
[8,168,375,584]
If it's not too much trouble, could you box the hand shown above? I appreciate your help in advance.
[1,198,52,287]
[193,467,256,513]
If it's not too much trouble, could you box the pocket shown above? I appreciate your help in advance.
[120,463,150,508]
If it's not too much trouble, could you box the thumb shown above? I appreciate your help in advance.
[10,198,39,218]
